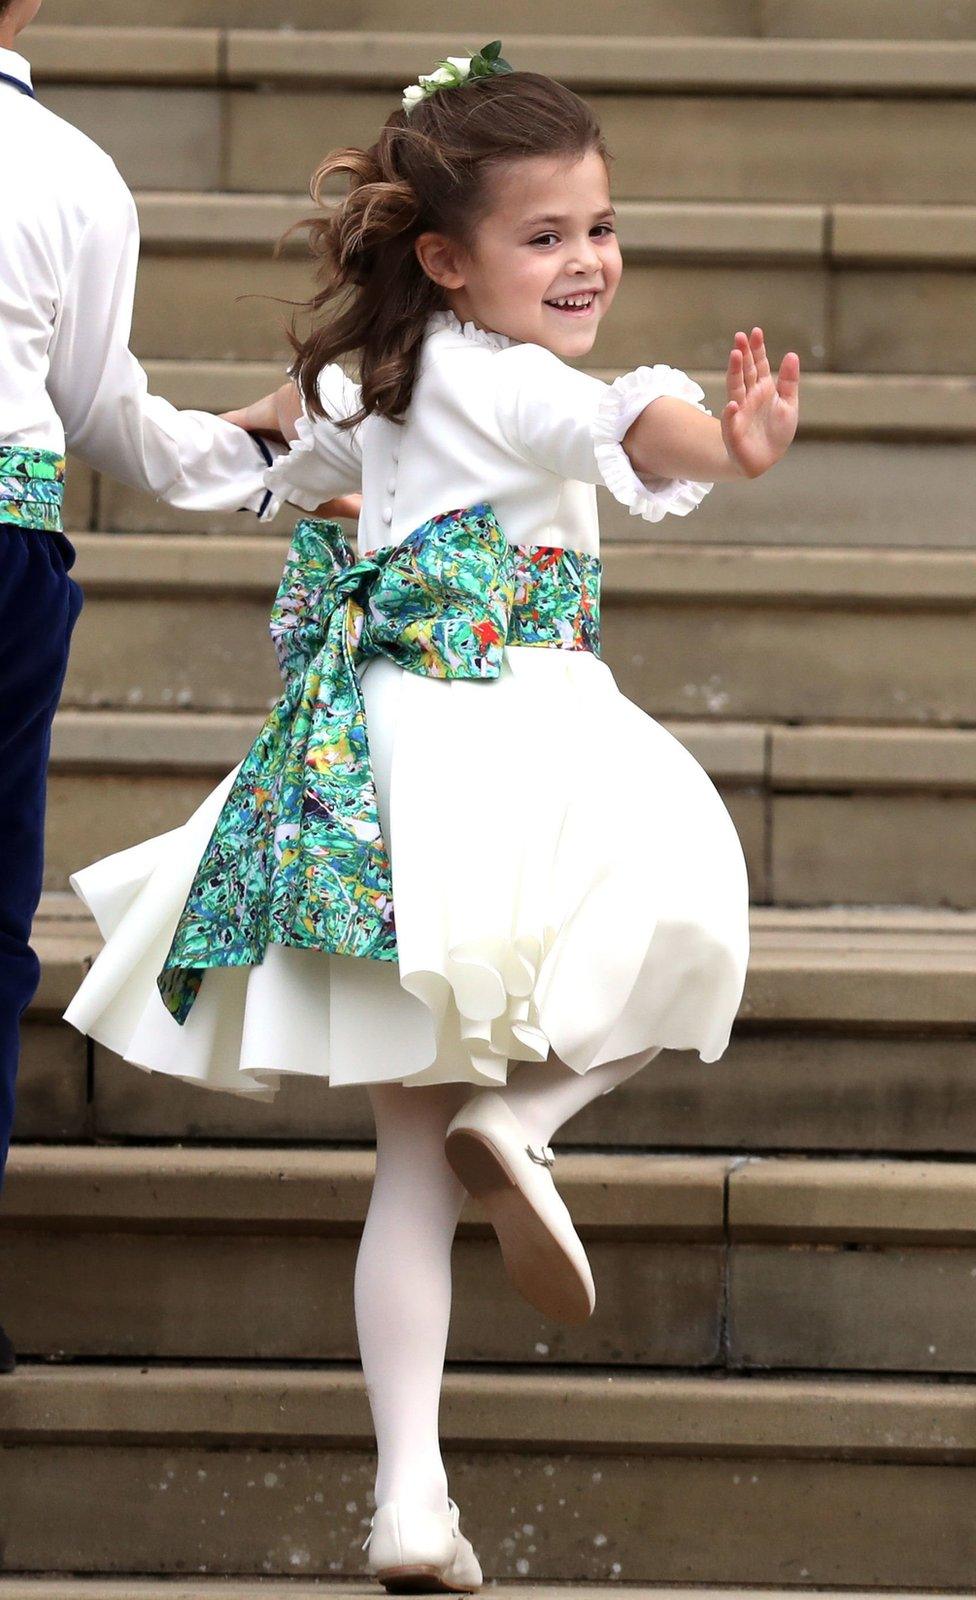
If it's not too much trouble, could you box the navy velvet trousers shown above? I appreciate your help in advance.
[0,528,83,1191]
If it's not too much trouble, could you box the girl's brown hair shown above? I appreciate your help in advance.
[287,71,609,430]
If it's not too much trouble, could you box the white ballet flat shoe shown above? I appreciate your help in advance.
[362,1497,483,1593]
[444,1089,596,1325]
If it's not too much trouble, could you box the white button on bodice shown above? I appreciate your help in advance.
[381,507,393,525]
[386,477,397,494]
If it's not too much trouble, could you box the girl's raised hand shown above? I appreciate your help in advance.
[722,328,799,479]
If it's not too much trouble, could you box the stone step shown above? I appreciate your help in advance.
[4,1587,948,1600]
[120,215,975,376]
[57,533,976,722]
[27,28,976,91]
[116,192,976,377]
[7,1142,976,1375]
[40,0,760,31]
[59,361,976,545]
[134,191,976,266]
[36,0,976,40]
[17,899,976,1154]
[87,438,976,550]
[139,359,976,438]
[42,712,742,893]
[39,76,976,201]
[2,1363,976,1586]
[116,190,976,377]
[40,709,976,909]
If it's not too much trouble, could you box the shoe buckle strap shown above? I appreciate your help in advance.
[525,1142,555,1169]
[361,1499,461,1550]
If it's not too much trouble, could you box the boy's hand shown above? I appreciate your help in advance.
[221,380,304,443]
[721,327,799,478]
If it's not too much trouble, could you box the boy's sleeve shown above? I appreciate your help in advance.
[494,343,716,523]
[47,159,281,519]
[259,362,364,520]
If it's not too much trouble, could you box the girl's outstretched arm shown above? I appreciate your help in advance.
[623,327,800,485]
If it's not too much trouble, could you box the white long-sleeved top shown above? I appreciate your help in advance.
[262,307,716,557]
[0,47,274,515]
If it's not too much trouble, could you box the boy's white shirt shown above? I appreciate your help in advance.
[264,307,716,555]
[0,46,276,515]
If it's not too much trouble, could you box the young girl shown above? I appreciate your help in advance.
[64,43,799,1595]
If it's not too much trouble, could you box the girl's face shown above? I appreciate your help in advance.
[421,150,622,357]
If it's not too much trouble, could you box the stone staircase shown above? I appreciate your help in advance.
[3,3,976,1592]
[2,1591,967,1600]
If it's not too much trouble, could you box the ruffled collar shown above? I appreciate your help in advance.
[426,307,518,352]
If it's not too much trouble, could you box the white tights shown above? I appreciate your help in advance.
[354,1044,663,1512]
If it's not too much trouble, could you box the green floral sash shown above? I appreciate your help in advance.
[157,502,601,1024]
[0,446,66,532]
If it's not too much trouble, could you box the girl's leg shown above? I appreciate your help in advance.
[355,1079,472,1514]
[495,1044,664,1147]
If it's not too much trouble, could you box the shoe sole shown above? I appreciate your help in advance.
[445,1125,594,1324]
[378,1567,478,1594]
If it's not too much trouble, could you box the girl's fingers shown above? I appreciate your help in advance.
[727,345,747,405]
[219,407,252,428]
[751,327,772,382]
[738,330,757,388]
[220,390,283,433]
[776,351,801,405]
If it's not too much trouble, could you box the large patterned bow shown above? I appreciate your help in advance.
[157,502,600,1024]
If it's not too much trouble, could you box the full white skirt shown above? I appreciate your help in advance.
[64,648,750,1099]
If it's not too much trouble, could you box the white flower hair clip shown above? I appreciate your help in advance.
[402,39,514,115]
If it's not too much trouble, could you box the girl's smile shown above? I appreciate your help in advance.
[543,290,601,317]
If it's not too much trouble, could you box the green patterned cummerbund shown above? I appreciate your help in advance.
[0,446,66,533]
[157,501,602,1024]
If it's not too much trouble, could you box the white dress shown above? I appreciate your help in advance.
[63,309,750,1099]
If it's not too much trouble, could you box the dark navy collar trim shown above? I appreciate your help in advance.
[0,70,34,99]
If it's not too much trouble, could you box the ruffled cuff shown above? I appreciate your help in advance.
[590,364,715,523]
[258,362,363,522]
[258,406,327,523]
